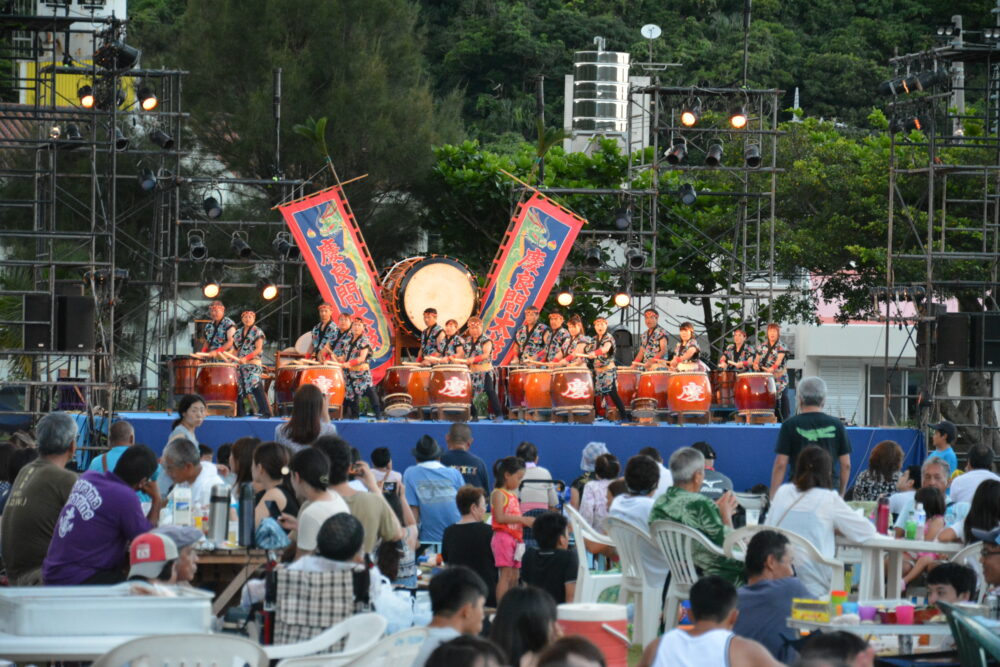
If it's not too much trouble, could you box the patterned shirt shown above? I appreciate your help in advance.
[566,334,590,359]
[441,335,466,359]
[640,325,669,362]
[515,322,550,362]
[757,338,790,391]
[310,321,337,358]
[545,327,572,362]
[465,334,493,363]
[203,317,236,351]
[233,325,265,360]
[673,340,700,363]
[419,324,444,360]
[721,342,756,368]
[345,334,372,365]
[589,333,616,371]
[331,328,353,359]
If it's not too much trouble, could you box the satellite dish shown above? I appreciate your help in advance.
[641,24,662,40]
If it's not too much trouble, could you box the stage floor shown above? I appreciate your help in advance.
[113,412,926,493]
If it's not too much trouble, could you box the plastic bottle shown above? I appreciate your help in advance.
[172,483,192,526]
[876,497,890,535]
[914,503,926,539]
[904,514,918,540]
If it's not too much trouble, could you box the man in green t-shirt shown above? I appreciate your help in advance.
[769,376,852,497]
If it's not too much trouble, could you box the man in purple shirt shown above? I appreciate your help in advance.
[43,445,162,585]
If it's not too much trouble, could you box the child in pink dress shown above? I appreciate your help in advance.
[491,456,534,603]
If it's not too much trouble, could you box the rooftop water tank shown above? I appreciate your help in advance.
[572,46,630,133]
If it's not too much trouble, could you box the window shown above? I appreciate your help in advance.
[817,359,863,422]
[868,367,925,426]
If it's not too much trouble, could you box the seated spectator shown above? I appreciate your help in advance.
[442,423,489,489]
[580,453,620,533]
[638,576,780,667]
[198,444,214,461]
[765,446,876,597]
[273,384,337,452]
[489,585,560,667]
[902,486,947,590]
[521,511,578,604]
[690,442,734,501]
[442,485,498,607]
[228,436,261,494]
[649,447,744,584]
[278,447,348,559]
[251,442,298,528]
[896,458,967,539]
[128,525,203,589]
[370,446,401,495]
[609,454,670,592]
[216,443,235,486]
[949,443,1000,505]
[570,442,609,510]
[43,445,161,585]
[411,565,489,667]
[607,479,628,505]
[733,530,811,663]
[638,446,672,499]
[926,561,978,650]
[978,526,1000,588]
[86,421,137,475]
[0,412,78,585]
[940,479,1000,543]
[536,636,606,667]
[889,465,919,517]
[516,441,559,512]
[347,447,369,492]
[161,437,225,509]
[427,635,506,667]
[797,631,874,667]
[404,435,464,543]
[849,440,902,501]
[374,492,418,588]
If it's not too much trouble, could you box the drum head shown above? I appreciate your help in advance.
[399,257,477,335]
[294,332,312,354]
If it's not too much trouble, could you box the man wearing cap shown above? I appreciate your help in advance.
[403,435,465,542]
[973,527,1000,588]
[128,525,203,588]
[691,441,734,501]
[233,309,271,418]
[927,420,959,480]
[43,445,161,585]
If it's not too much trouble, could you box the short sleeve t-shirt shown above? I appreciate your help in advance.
[442,521,498,607]
[440,449,489,490]
[403,462,464,542]
[734,577,812,662]
[774,411,852,489]
[343,492,401,554]
[520,547,578,604]
[927,447,959,478]
[296,493,350,551]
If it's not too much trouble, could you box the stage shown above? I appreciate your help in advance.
[109,412,926,493]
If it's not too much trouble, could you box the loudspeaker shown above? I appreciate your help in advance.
[23,295,53,350]
[971,312,1000,368]
[935,313,970,367]
[57,296,95,352]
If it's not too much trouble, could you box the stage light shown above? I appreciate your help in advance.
[678,183,698,205]
[613,207,632,230]
[259,278,278,301]
[665,137,687,165]
[985,27,1000,41]
[137,168,157,192]
[78,85,95,108]
[891,116,923,133]
[64,123,82,141]
[94,41,141,70]
[625,246,646,270]
[113,127,129,151]
[584,245,603,269]
[94,84,126,111]
[879,70,949,96]
[730,107,748,129]
[745,144,762,168]
[556,288,574,307]
[204,196,222,219]
[705,143,724,167]
[613,291,630,309]
[680,103,700,127]
[49,125,61,140]
[231,234,252,258]
[272,233,300,260]
[201,278,221,299]
[137,86,158,111]
[936,23,961,38]
[149,129,174,150]
[187,232,207,261]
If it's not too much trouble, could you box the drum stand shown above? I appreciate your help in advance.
[670,411,710,425]
[552,407,595,424]
[430,403,471,422]
[523,408,551,422]
[205,400,237,417]
[734,411,778,424]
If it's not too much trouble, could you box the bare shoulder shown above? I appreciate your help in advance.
[730,636,781,667]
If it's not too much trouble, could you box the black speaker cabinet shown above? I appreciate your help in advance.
[57,296,95,352]
[971,312,1000,369]
[23,295,53,350]
[934,313,970,367]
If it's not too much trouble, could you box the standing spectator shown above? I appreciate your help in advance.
[442,485,497,606]
[43,445,161,585]
[411,565,489,667]
[441,423,489,489]
[609,455,670,592]
[579,453,619,533]
[926,419,959,478]
[168,394,206,446]
[520,511,578,603]
[938,478,1000,543]
[516,441,559,512]
[279,447,348,559]
[0,412,78,585]
[733,530,811,663]
[492,456,532,602]
[690,442,734,501]
[370,446,401,494]
[889,464,920,517]
[489,585,560,667]
[638,446,673,498]
[251,442,298,528]
[769,376,852,497]
[161,437,226,509]
[403,435,464,543]
[949,443,1000,505]
[569,442,609,509]
[850,440,903,501]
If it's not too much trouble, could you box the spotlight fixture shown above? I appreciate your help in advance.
[272,233,301,260]
[665,137,688,165]
[678,183,698,206]
[584,245,603,269]
[49,125,61,140]
[137,167,157,192]
[705,143,724,167]
[729,107,748,129]
[116,373,140,391]
[187,232,207,261]
[985,27,1000,41]
[231,233,252,258]
[680,103,700,127]
[935,23,961,38]
[77,85,95,108]
[258,278,278,301]
[149,129,174,150]
[64,123,82,141]
[613,290,630,309]
[93,83,126,111]
[94,41,141,70]
[556,287,574,307]
[613,207,632,230]
[201,277,221,299]
[136,86,158,111]
[878,70,950,96]
[891,116,923,134]
[203,196,222,219]
[744,144,762,168]
[625,246,646,270]
[113,127,129,151]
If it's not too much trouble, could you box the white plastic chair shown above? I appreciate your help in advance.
[724,525,845,598]
[649,519,729,630]
[92,633,268,667]
[565,504,622,603]
[606,517,664,648]
[951,541,988,603]
[733,492,768,511]
[269,613,387,663]
[340,627,430,667]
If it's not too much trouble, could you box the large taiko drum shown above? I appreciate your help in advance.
[667,371,712,414]
[633,369,671,412]
[429,364,472,408]
[407,367,432,410]
[298,364,346,416]
[507,366,529,413]
[195,362,238,415]
[735,372,776,414]
[382,364,416,417]
[169,356,200,400]
[551,368,594,413]
[709,370,737,407]
[616,369,640,405]
[523,368,552,415]
[274,365,302,412]
[381,255,479,337]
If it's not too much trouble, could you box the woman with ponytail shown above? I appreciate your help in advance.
[251,442,298,528]
[281,447,348,560]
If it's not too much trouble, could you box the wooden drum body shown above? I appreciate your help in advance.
[298,365,346,417]
[709,370,737,407]
[633,370,672,413]
[429,364,472,409]
[616,369,640,405]
[523,369,552,419]
[195,362,238,416]
[735,372,777,415]
[274,366,302,413]
[507,367,528,415]
[551,368,594,416]
[382,365,415,417]
[667,371,712,414]
[170,356,200,400]
[407,368,432,410]
[381,255,479,337]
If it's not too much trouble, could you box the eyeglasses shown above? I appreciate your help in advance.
[980,548,1000,559]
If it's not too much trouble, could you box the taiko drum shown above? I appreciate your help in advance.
[667,371,712,413]
[195,362,238,411]
[523,368,552,411]
[735,372,777,414]
[634,369,671,410]
[709,370,737,407]
[551,368,593,411]
[297,364,346,411]
[407,367,432,409]
[429,364,472,406]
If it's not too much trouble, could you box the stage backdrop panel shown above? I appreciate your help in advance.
[116,413,924,494]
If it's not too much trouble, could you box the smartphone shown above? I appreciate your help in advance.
[383,481,398,494]
[265,500,281,520]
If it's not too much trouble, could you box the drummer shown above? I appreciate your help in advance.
[330,311,354,362]
[463,316,502,420]
[417,308,446,365]
[668,322,702,371]
[632,308,668,369]
[753,322,790,420]
[343,317,383,419]
[589,316,629,421]
[718,327,755,371]
[305,303,338,362]
[201,300,236,358]
[426,318,466,363]
[233,309,271,418]
[552,314,589,366]
[544,311,572,362]
[513,305,549,363]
